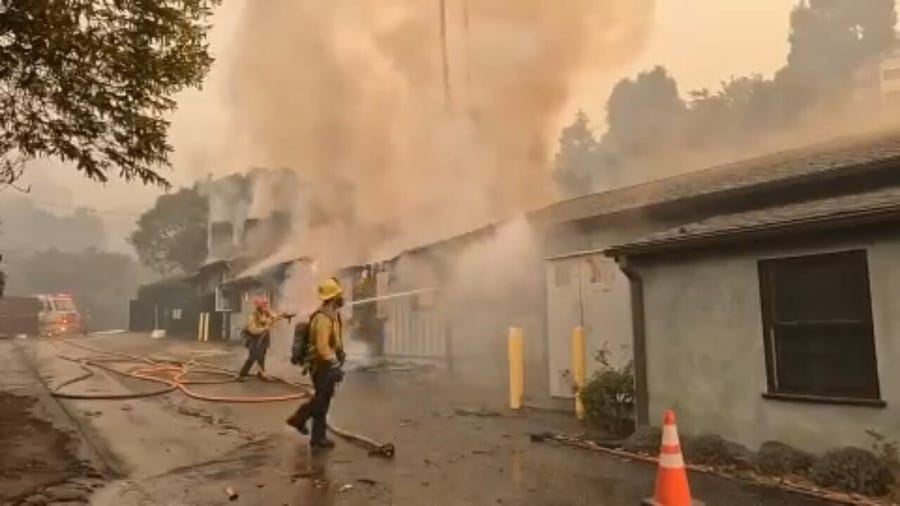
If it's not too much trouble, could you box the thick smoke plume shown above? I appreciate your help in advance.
[222,0,655,269]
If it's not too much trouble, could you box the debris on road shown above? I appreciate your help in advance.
[225,486,238,500]
[290,471,313,483]
[529,432,551,442]
[454,407,503,418]
[339,484,354,492]
[357,478,377,486]
[44,483,88,501]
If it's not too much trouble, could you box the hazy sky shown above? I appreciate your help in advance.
[5,0,794,253]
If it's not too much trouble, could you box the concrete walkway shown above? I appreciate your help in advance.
[1,333,835,506]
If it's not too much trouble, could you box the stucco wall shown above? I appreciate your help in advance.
[639,234,900,452]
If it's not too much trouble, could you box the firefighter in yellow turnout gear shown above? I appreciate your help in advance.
[238,296,291,381]
[286,278,346,449]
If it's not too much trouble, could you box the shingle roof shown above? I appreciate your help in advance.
[530,130,900,224]
[605,185,900,256]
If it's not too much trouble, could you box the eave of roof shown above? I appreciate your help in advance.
[530,130,900,226]
[605,187,900,258]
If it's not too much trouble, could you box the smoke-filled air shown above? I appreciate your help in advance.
[218,0,655,270]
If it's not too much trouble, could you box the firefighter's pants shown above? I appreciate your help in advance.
[239,332,270,377]
[291,363,338,443]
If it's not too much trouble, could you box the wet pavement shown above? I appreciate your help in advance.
[0,340,107,505]
[0,333,839,505]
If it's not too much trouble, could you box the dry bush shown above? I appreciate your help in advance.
[811,447,894,496]
[754,441,814,476]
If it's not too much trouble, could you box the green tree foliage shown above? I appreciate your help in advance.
[786,0,896,94]
[554,0,898,198]
[0,0,220,187]
[604,66,685,156]
[130,185,208,276]
[553,111,597,197]
[9,247,141,330]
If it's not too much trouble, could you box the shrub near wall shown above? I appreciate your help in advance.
[579,343,635,436]
[811,447,895,497]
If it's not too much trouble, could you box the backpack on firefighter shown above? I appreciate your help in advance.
[291,311,342,373]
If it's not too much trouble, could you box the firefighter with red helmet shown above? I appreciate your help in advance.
[238,295,290,381]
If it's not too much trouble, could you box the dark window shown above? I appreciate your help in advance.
[758,250,881,402]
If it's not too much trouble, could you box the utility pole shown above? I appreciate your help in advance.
[439,0,452,109]
[462,0,470,93]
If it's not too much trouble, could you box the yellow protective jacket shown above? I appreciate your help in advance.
[245,308,280,336]
[309,310,343,363]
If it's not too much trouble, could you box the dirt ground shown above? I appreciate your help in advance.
[0,392,76,502]
[0,387,105,505]
[0,333,841,506]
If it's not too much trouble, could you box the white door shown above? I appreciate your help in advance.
[579,255,634,376]
[546,258,583,398]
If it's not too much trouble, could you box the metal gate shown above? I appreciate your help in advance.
[381,296,448,360]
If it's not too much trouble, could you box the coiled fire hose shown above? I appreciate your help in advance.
[44,339,395,458]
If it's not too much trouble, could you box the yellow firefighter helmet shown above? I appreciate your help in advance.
[317,277,342,301]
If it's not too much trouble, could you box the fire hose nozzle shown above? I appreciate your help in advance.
[367,443,395,459]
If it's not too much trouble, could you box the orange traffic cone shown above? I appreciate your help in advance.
[642,410,704,506]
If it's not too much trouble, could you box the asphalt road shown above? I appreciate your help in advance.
[0,333,839,506]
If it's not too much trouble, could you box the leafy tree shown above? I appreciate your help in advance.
[604,66,685,155]
[785,0,896,95]
[553,111,598,198]
[0,0,220,187]
[683,76,782,149]
[130,185,208,276]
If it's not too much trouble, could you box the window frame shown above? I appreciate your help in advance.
[757,249,884,407]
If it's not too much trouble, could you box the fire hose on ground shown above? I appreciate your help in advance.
[44,339,396,459]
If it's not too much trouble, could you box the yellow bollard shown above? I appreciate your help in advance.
[572,326,586,420]
[202,313,210,342]
[508,327,524,410]
[197,312,204,341]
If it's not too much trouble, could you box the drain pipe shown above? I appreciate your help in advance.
[615,256,650,426]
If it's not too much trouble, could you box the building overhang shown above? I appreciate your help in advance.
[605,195,900,261]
